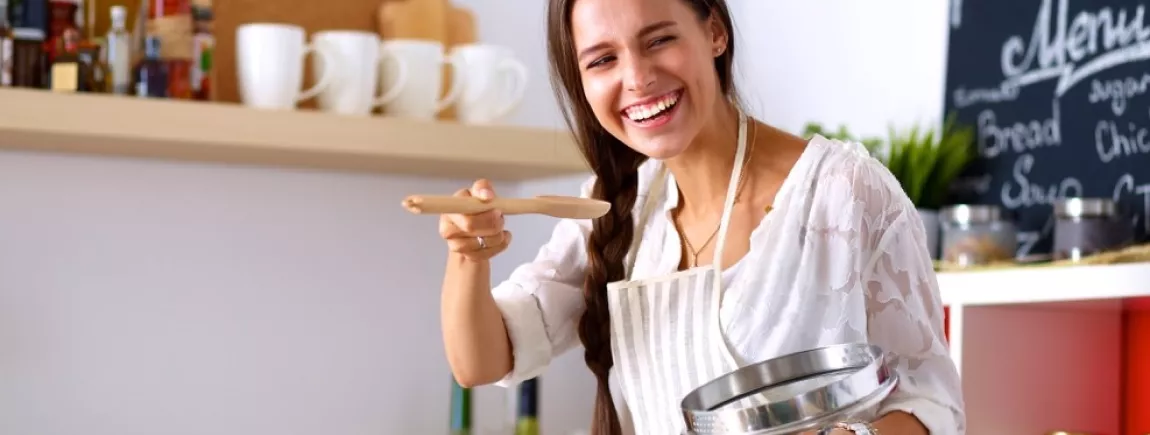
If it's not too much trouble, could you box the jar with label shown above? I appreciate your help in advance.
[1,0,15,87]
[11,27,45,88]
[1052,198,1133,261]
[940,204,1018,268]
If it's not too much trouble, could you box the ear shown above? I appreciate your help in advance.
[708,13,729,57]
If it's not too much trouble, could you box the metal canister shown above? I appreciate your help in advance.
[1053,198,1134,261]
[940,204,1018,268]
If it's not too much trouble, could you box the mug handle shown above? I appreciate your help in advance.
[488,58,529,122]
[373,47,409,107]
[296,40,335,103]
[435,54,465,112]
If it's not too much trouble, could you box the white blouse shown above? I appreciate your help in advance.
[490,136,966,434]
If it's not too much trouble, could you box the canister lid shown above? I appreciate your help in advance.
[1054,198,1117,218]
[12,28,46,40]
[941,204,1005,224]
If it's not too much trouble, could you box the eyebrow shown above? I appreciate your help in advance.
[577,20,678,61]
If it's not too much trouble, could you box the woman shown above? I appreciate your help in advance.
[438,0,965,433]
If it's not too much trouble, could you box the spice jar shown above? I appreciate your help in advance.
[940,204,1018,268]
[11,28,46,88]
[1053,197,1133,261]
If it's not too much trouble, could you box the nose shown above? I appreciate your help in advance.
[622,53,656,92]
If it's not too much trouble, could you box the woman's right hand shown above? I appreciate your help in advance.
[439,179,512,261]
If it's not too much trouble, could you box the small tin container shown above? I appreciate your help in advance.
[940,204,1018,268]
[1052,198,1134,261]
[680,343,898,435]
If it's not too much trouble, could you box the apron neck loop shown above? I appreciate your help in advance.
[621,110,750,279]
[710,110,749,275]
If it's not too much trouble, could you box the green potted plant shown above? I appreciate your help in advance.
[879,114,977,259]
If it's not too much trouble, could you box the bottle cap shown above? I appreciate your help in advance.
[111,5,127,26]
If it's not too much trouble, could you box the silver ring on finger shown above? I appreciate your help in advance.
[477,236,488,250]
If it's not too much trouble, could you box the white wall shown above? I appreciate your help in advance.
[729,0,950,136]
[472,0,952,136]
[0,1,951,435]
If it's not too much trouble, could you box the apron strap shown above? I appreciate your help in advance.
[710,110,749,281]
[621,110,747,281]
[622,164,667,279]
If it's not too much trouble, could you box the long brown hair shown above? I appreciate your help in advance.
[545,0,739,433]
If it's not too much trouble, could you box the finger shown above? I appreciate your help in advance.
[444,208,502,236]
[469,179,496,202]
[448,191,502,234]
[460,210,504,234]
[442,221,502,239]
[446,231,510,253]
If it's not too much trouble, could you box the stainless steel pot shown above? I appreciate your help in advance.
[680,343,898,435]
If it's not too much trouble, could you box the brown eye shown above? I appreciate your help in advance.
[587,55,615,69]
[650,36,676,47]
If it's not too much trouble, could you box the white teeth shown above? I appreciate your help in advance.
[625,92,679,121]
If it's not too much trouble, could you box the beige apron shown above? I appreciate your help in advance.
[607,111,763,434]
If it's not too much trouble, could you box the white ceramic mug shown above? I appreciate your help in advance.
[312,30,409,116]
[378,39,462,121]
[449,44,529,125]
[236,23,334,110]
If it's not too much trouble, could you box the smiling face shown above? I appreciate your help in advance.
[570,0,729,160]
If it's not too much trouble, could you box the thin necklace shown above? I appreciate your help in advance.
[677,124,757,268]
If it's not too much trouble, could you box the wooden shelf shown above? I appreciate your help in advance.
[0,88,589,180]
[937,262,1150,307]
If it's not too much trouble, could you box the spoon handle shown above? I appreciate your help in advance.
[401,196,540,215]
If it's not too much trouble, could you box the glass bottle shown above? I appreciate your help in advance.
[189,2,210,100]
[515,378,540,435]
[46,0,77,39]
[103,4,130,94]
[1,0,14,87]
[43,0,79,84]
[8,0,47,88]
[49,27,82,91]
[132,34,165,97]
[149,0,190,99]
[449,377,471,435]
[10,28,44,88]
[76,36,107,92]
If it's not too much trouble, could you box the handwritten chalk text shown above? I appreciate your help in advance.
[1001,153,1084,210]
[1088,73,1150,116]
[1113,173,1150,234]
[1096,120,1150,164]
[977,102,1063,159]
[999,0,1150,97]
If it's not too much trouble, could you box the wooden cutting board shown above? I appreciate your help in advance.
[213,0,388,105]
[377,0,476,120]
[376,0,448,42]
[446,6,475,46]
[440,6,475,120]
[212,0,476,112]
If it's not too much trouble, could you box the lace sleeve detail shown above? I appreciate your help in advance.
[819,141,966,432]
[865,203,967,434]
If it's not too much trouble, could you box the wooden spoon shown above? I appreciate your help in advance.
[401,195,611,219]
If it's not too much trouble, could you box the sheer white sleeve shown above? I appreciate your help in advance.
[863,193,967,434]
[491,176,594,386]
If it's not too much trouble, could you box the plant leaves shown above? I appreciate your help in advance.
[881,115,976,208]
[924,116,976,208]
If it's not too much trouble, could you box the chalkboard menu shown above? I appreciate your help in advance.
[943,0,1150,257]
